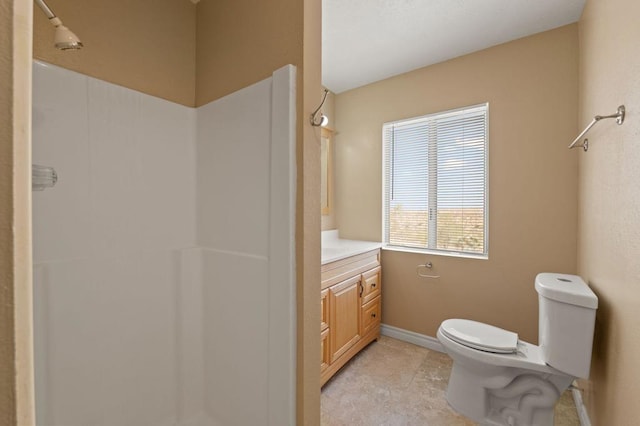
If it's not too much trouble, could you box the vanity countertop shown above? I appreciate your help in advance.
[321,230,382,265]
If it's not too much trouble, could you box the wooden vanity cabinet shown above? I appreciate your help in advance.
[329,275,362,362]
[361,266,381,304]
[361,296,381,336]
[320,289,330,374]
[320,288,329,332]
[321,328,330,374]
[321,249,381,386]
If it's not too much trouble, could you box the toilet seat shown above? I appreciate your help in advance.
[440,319,518,354]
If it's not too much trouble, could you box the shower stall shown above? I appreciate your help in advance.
[32,61,296,425]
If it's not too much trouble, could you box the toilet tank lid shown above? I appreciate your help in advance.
[535,273,598,309]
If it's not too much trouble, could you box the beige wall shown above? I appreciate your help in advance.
[300,0,322,423]
[1,0,35,424]
[33,0,196,106]
[0,1,17,422]
[195,0,303,107]
[335,25,579,343]
[577,0,640,422]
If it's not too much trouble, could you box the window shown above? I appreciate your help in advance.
[383,104,488,257]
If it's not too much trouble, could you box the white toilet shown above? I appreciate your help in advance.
[437,273,598,426]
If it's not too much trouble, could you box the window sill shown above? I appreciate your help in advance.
[381,245,488,260]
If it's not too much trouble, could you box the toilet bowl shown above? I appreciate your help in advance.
[437,320,573,426]
[437,273,598,426]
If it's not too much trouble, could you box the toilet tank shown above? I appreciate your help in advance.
[535,273,598,379]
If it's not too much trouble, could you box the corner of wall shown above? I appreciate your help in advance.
[2,0,36,423]
[577,0,640,423]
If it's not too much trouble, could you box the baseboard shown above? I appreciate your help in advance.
[380,323,444,353]
[572,383,591,426]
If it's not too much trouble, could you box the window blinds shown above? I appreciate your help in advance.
[383,104,488,256]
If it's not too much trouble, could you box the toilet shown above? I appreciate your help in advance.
[437,273,598,426]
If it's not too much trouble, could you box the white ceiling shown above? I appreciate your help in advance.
[322,0,585,93]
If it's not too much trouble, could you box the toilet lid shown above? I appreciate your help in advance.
[440,319,518,354]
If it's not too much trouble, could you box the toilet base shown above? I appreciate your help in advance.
[446,361,573,426]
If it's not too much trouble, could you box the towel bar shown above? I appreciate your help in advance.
[569,105,625,151]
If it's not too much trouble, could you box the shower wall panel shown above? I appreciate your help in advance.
[196,67,296,426]
[196,79,271,257]
[33,61,296,426]
[32,61,200,426]
[197,78,272,425]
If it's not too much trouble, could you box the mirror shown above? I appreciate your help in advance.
[321,128,333,215]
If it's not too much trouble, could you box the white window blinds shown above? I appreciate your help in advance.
[383,104,488,256]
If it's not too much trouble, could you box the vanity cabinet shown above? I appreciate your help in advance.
[320,289,330,374]
[320,328,330,374]
[321,249,381,386]
[329,275,362,362]
[361,296,381,336]
[361,266,381,304]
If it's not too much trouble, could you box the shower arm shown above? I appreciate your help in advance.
[34,0,72,32]
[34,0,56,19]
[34,0,65,32]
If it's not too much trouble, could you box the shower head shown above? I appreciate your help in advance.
[35,0,83,50]
[52,18,83,50]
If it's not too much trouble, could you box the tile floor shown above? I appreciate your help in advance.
[321,336,580,426]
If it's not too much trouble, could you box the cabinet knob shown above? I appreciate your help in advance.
[371,313,377,318]
[371,283,376,288]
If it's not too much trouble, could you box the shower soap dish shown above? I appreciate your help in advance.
[32,164,58,191]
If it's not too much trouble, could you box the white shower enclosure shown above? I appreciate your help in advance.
[32,61,296,426]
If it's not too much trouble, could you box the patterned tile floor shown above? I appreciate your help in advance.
[321,336,579,426]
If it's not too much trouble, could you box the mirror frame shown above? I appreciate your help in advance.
[321,127,333,216]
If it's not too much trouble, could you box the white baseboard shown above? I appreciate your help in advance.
[380,323,444,353]
[572,384,591,426]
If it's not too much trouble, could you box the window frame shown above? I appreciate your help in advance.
[381,103,489,259]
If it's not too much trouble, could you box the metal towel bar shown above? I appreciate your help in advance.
[569,105,625,151]
[416,261,440,279]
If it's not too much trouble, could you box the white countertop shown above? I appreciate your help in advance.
[321,230,382,265]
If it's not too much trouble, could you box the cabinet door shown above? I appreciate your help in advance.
[321,328,330,373]
[329,275,362,362]
[321,288,329,332]
[361,266,381,305]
